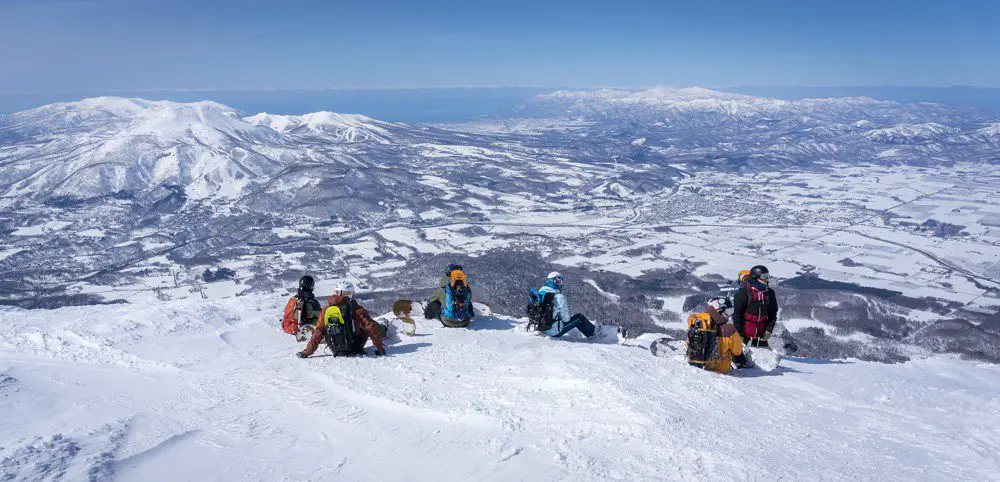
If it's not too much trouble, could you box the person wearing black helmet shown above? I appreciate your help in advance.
[732,265,779,347]
[281,275,323,341]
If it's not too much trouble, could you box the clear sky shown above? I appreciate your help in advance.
[1,0,998,93]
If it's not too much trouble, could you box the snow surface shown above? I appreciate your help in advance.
[1,295,999,481]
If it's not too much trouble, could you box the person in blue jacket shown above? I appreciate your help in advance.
[537,272,597,338]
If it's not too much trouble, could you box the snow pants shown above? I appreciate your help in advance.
[552,314,596,338]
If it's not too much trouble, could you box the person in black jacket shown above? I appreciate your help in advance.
[732,265,779,347]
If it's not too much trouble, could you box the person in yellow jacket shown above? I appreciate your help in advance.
[686,297,752,374]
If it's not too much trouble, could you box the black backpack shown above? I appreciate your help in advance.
[297,291,322,327]
[685,313,720,369]
[324,300,358,357]
[526,289,555,332]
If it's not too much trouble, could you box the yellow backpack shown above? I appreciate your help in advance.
[324,305,347,326]
[685,312,720,368]
[449,269,468,288]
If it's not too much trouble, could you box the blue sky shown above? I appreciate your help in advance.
[1,0,998,93]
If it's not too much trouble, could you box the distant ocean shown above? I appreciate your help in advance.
[2,86,999,122]
[0,88,556,122]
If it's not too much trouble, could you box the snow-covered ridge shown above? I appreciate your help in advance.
[244,111,394,143]
[531,86,894,117]
[863,122,959,142]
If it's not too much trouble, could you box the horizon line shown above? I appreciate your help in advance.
[3,84,1000,96]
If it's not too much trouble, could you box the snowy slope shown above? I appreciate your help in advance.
[1,295,998,481]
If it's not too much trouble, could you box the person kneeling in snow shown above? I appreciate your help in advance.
[282,275,322,342]
[686,297,751,373]
[297,281,387,358]
[537,272,598,339]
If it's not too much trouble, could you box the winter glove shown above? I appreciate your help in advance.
[295,351,307,359]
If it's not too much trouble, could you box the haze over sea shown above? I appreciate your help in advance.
[3,86,1000,122]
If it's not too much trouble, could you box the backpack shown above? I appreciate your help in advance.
[742,285,770,339]
[323,300,358,357]
[685,313,720,368]
[525,289,555,332]
[443,270,472,321]
[297,291,322,327]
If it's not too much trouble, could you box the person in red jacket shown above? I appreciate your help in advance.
[297,281,387,358]
[282,275,322,342]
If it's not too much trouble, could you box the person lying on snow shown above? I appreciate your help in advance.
[423,263,474,328]
[296,281,387,358]
[732,265,779,348]
[686,297,752,373]
[536,272,599,339]
[282,275,322,342]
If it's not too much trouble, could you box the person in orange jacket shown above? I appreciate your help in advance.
[686,297,751,374]
[297,281,387,358]
[282,275,322,342]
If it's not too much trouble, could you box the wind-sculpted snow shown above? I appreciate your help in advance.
[0,296,998,480]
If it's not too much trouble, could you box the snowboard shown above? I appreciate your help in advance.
[741,334,797,372]
[473,301,493,317]
[594,321,627,344]
[648,337,683,357]
[646,335,781,372]
[390,299,418,336]
[744,345,782,372]
[296,324,315,343]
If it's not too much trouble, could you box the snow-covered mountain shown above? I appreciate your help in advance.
[0,98,288,200]
[523,86,963,124]
[1,90,999,367]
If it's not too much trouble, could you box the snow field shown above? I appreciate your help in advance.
[1,295,999,480]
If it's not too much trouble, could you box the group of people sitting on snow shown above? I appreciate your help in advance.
[280,263,779,375]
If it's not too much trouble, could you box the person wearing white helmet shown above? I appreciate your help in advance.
[297,280,387,358]
[537,272,597,339]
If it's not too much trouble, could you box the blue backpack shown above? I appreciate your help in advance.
[443,274,473,322]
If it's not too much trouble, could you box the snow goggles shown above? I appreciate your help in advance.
[551,275,565,285]
[757,273,770,282]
